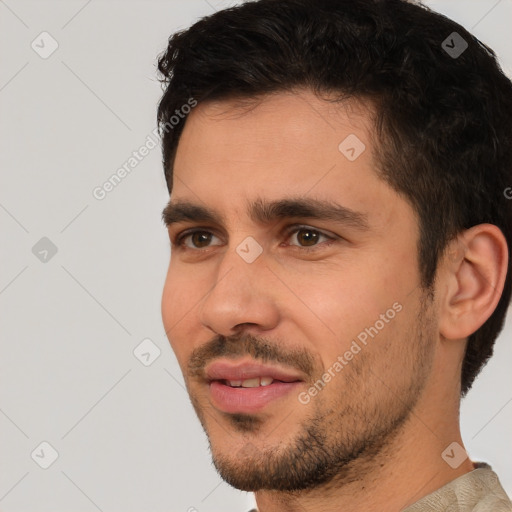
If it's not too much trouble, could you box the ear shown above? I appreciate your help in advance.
[438,224,509,340]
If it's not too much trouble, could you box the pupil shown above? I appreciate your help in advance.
[192,232,211,247]
[298,229,318,246]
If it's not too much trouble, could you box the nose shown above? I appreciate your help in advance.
[198,243,280,336]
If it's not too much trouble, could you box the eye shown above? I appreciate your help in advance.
[286,226,336,249]
[174,229,222,249]
[172,225,337,253]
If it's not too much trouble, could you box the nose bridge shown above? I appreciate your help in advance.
[213,233,267,292]
[206,237,265,306]
[199,236,278,334]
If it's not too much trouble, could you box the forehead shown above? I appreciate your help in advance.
[174,90,371,184]
[174,90,374,170]
[169,89,408,231]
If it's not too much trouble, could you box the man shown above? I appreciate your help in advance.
[157,0,512,510]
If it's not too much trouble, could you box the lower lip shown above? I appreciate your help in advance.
[209,380,302,414]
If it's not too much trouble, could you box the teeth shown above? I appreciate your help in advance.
[241,378,260,388]
[260,377,273,386]
[225,377,275,388]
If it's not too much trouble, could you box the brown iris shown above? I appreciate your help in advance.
[296,229,319,246]
[191,231,212,248]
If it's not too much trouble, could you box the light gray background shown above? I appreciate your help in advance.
[0,1,511,511]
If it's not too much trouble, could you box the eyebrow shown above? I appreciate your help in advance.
[162,197,370,231]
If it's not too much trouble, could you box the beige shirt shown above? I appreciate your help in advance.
[247,463,512,511]
[404,463,512,512]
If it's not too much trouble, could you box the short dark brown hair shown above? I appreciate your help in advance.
[156,0,512,396]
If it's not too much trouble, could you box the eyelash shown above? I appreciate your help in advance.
[172,225,337,253]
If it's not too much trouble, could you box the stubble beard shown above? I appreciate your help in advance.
[188,294,436,493]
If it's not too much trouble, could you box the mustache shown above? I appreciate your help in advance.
[188,333,315,380]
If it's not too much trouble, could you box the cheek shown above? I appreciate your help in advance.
[285,255,413,363]
[161,264,202,360]
[161,267,178,328]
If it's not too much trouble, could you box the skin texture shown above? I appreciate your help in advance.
[161,89,508,512]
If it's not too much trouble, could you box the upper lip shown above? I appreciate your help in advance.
[204,360,304,383]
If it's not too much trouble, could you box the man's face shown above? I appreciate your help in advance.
[161,90,437,491]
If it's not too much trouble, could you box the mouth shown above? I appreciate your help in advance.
[204,360,304,414]
[221,376,296,387]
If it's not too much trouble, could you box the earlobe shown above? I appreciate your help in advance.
[439,224,509,341]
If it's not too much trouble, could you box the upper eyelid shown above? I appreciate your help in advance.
[284,224,336,236]
[173,226,222,241]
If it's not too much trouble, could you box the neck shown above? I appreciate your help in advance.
[254,398,474,512]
